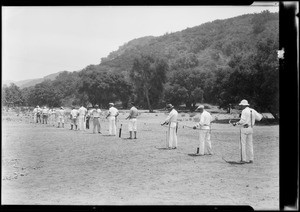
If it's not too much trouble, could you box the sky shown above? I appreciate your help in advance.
[2,4,279,82]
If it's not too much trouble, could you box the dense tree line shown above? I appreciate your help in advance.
[2,11,279,119]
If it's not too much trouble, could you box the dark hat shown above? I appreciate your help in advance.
[166,104,174,109]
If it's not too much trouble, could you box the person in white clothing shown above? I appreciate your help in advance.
[57,106,65,128]
[126,102,138,139]
[161,104,178,149]
[70,107,79,130]
[78,105,88,131]
[232,99,263,163]
[33,106,39,123]
[91,104,102,134]
[42,106,49,124]
[193,105,213,156]
[106,103,119,136]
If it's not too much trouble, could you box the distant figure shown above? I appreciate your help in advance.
[234,99,263,164]
[42,106,49,124]
[33,105,39,123]
[57,106,65,128]
[126,102,139,139]
[91,104,102,134]
[78,105,87,131]
[161,104,178,149]
[193,105,213,156]
[70,107,79,130]
[106,103,119,136]
[35,105,42,123]
[49,107,56,126]
[86,108,91,130]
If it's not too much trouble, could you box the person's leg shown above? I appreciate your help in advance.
[246,133,254,162]
[128,119,133,138]
[240,131,247,162]
[62,117,64,128]
[112,117,117,135]
[109,117,113,135]
[93,118,96,133]
[205,130,212,155]
[133,119,137,139]
[97,119,101,133]
[199,131,205,155]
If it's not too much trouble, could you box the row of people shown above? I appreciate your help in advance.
[162,99,263,164]
[32,102,139,139]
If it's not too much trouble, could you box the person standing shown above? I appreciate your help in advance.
[42,106,49,124]
[70,107,79,130]
[161,104,178,149]
[106,103,119,136]
[36,106,42,123]
[86,108,91,130]
[57,106,65,128]
[232,99,263,163]
[78,105,88,131]
[126,102,139,139]
[33,105,39,123]
[193,105,213,156]
[91,104,102,134]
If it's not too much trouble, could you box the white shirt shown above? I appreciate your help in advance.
[238,107,262,127]
[108,107,119,117]
[57,109,65,116]
[165,109,178,123]
[42,108,49,115]
[71,109,79,118]
[78,106,87,116]
[33,108,38,114]
[129,107,138,119]
[195,110,213,129]
[91,109,102,118]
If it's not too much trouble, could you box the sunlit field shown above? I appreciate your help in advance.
[2,109,279,209]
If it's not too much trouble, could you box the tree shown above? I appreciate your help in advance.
[77,69,133,108]
[2,83,24,106]
[129,55,168,112]
[28,80,63,107]
[165,68,207,110]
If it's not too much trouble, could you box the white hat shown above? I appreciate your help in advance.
[197,105,204,110]
[239,99,249,106]
[109,103,114,106]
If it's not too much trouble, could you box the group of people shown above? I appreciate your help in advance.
[32,102,139,139]
[32,105,65,127]
[162,99,263,164]
[31,99,263,164]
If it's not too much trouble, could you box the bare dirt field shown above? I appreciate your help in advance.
[1,110,279,209]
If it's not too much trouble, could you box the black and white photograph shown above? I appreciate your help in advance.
[2,2,290,210]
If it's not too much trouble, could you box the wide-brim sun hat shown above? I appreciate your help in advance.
[109,103,114,106]
[239,99,249,106]
[95,104,99,107]
[196,105,204,110]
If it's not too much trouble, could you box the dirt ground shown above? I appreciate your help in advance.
[1,111,279,209]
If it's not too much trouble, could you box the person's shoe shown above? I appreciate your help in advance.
[248,160,253,164]
[127,137,132,139]
[172,147,177,149]
[98,132,102,134]
[134,137,137,139]
[240,160,247,164]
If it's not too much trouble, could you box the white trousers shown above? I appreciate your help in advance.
[78,115,86,130]
[128,118,137,131]
[240,128,254,162]
[57,116,64,124]
[33,113,37,123]
[167,123,177,148]
[198,129,212,155]
[108,116,117,135]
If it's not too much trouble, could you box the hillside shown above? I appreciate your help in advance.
[96,12,278,74]
[3,71,65,89]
